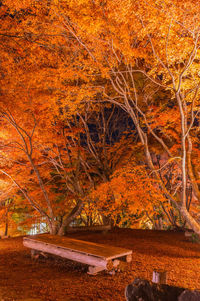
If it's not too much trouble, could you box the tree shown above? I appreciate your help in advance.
[91,160,168,228]
[53,0,200,234]
[0,1,92,235]
[1,0,200,235]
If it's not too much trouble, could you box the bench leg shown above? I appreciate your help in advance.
[113,259,120,268]
[126,254,132,263]
[31,249,39,259]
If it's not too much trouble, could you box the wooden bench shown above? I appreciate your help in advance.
[66,224,111,233]
[23,234,132,275]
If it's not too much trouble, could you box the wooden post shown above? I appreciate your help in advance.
[126,254,132,263]
[113,259,120,268]
[152,270,167,284]
[31,249,38,259]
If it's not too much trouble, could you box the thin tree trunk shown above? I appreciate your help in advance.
[57,200,83,236]
[4,210,8,236]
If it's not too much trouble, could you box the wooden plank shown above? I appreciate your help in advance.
[87,266,105,275]
[23,239,108,268]
[23,234,132,260]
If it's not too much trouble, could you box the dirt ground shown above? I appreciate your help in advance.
[0,228,200,301]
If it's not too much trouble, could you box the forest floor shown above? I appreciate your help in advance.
[0,228,200,301]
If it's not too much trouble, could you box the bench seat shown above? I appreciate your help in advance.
[23,234,132,274]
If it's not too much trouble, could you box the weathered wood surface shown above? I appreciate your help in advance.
[24,238,108,268]
[23,234,132,260]
[23,234,132,274]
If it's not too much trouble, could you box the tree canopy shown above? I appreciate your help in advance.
[0,0,200,236]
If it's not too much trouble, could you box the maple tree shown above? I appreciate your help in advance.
[0,0,200,235]
[90,161,166,228]
[50,0,200,234]
[0,89,136,235]
[0,1,87,234]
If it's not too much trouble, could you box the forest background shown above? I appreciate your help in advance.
[0,0,200,237]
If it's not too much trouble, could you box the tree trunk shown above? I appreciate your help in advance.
[181,206,200,236]
[57,199,83,236]
[4,211,8,236]
[45,218,59,235]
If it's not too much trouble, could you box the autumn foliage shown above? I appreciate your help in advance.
[0,0,200,236]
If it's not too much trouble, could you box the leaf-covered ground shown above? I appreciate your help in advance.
[0,228,200,300]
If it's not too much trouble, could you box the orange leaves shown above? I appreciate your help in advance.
[2,0,33,11]
[0,0,199,235]
[91,161,167,226]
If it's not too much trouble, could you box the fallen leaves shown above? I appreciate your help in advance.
[0,229,199,300]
